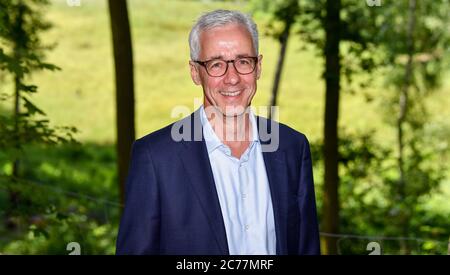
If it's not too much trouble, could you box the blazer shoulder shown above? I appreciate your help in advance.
[136,123,176,148]
[133,113,194,156]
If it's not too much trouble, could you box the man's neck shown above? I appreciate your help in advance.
[204,106,253,157]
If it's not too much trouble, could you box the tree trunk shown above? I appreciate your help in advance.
[322,0,341,255]
[268,21,292,120]
[108,0,135,206]
[397,0,416,255]
[12,74,20,180]
[8,2,25,230]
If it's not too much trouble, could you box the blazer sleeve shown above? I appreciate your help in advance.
[116,139,161,255]
[297,135,321,255]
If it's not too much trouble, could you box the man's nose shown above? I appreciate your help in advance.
[223,62,240,85]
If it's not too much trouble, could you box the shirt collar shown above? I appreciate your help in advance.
[200,105,259,155]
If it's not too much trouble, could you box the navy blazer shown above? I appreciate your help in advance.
[116,110,320,255]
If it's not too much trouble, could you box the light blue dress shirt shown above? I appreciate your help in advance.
[200,106,276,255]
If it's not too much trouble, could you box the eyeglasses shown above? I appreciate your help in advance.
[193,56,258,77]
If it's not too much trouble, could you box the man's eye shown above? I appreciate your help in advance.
[209,62,223,68]
[239,59,251,65]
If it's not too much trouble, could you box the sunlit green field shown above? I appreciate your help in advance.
[1,0,450,215]
[0,0,385,141]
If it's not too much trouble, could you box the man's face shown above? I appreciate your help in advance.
[190,23,262,117]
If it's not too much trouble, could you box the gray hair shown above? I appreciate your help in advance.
[188,9,259,61]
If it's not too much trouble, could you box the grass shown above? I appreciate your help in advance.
[0,0,371,142]
[2,0,448,143]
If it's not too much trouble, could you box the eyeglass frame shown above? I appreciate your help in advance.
[192,56,259,77]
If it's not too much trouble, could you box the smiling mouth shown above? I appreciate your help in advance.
[219,90,242,97]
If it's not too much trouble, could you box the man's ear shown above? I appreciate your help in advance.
[256,55,263,80]
[189,61,201,85]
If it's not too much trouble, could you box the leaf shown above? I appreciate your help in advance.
[19,83,38,93]
[33,227,50,239]
[56,212,69,221]
[38,62,61,71]
[22,96,46,116]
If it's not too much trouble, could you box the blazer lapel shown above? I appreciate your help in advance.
[257,116,290,255]
[178,111,229,255]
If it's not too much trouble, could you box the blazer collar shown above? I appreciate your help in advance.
[177,109,229,254]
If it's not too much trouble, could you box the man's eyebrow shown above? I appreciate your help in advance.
[205,54,254,60]
[236,54,254,58]
[207,55,223,60]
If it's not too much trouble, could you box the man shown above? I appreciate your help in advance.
[116,9,320,255]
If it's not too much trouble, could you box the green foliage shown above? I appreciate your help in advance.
[376,0,449,92]
[372,1,450,253]
[0,0,81,254]
[250,0,300,40]
[0,0,76,155]
[298,0,382,91]
[3,208,116,255]
[311,129,450,254]
[291,0,450,253]
[0,143,119,254]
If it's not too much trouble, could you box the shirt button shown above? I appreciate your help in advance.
[242,194,247,199]
[245,225,249,231]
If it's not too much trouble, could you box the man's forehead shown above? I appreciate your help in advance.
[201,23,251,38]
[199,24,255,59]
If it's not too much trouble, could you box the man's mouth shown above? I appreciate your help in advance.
[219,90,242,97]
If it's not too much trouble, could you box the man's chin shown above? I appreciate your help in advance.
[221,105,250,117]
[204,104,251,118]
